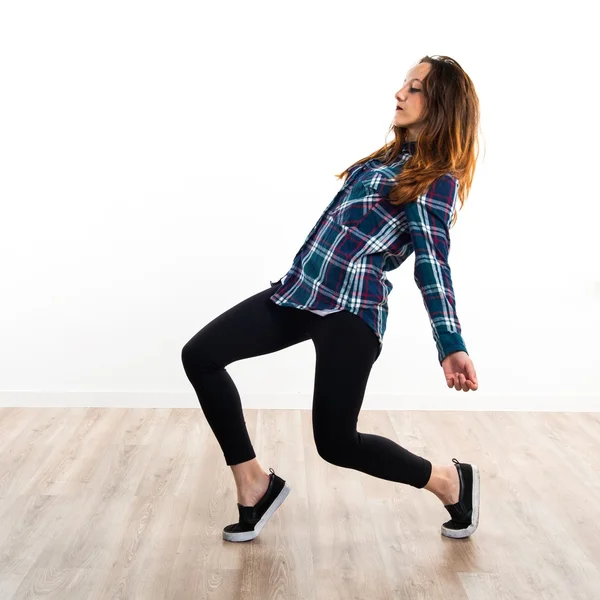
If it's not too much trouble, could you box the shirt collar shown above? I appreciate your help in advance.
[384,140,416,163]
[366,140,416,167]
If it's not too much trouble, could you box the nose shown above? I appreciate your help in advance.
[396,83,410,102]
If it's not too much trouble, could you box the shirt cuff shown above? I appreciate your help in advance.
[437,331,468,365]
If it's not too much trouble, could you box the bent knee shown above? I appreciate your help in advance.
[181,341,196,366]
[314,433,357,466]
[181,340,224,375]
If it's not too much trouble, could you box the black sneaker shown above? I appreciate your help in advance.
[441,458,480,539]
[222,468,291,542]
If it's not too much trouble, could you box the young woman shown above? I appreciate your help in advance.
[182,55,481,543]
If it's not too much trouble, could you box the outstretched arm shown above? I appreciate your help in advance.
[403,175,468,366]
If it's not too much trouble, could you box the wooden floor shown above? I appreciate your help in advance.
[0,407,599,599]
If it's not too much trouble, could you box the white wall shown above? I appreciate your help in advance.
[1,0,599,411]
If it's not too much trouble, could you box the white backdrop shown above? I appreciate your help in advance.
[1,0,599,410]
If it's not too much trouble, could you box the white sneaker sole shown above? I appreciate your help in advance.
[441,464,480,539]
[222,483,292,542]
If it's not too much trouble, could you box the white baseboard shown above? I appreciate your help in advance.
[0,392,598,412]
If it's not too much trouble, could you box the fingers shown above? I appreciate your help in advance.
[451,373,478,392]
[445,372,478,392]
[455,373,463,391]
[466,363,478,387]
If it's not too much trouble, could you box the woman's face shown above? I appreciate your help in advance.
[394,62,431,140]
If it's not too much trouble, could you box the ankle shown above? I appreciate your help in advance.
[424,464,453,499]
[236,472,270,504]
[231,459,268,488]
[236,471,269,494]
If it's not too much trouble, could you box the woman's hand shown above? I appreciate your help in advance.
[441,351,478,391]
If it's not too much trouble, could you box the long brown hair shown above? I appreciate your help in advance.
[335,55,484,228]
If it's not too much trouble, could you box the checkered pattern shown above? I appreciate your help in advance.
[269,141,468,365]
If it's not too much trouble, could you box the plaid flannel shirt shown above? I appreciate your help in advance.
[268,140,468,364]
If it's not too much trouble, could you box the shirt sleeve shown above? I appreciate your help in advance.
[402,174,468,365]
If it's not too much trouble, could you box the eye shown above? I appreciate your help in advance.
[410,87,420,93]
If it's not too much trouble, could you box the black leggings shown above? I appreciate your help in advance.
[181,281,432,489]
